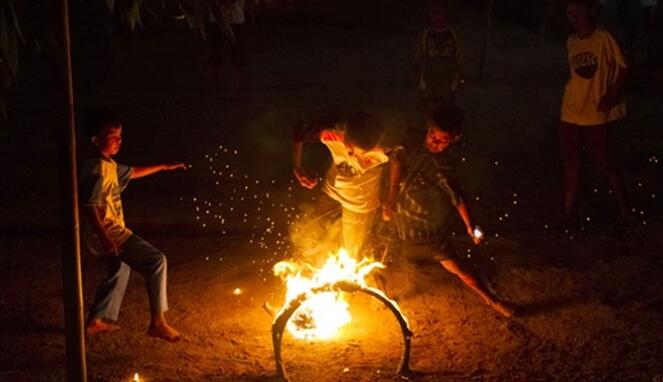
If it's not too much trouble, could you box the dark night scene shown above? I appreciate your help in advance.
[1,0,663,381]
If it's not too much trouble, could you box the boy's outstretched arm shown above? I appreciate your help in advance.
[131,163,187,179]
[291,116,337,189]
[456,201,482,245]
[85,205,120,256]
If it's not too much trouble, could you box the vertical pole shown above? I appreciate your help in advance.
[60,0,87,380]
[478,0,494,79]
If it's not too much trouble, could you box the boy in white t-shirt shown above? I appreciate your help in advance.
[558,0,631,227]
[292,112,400,258]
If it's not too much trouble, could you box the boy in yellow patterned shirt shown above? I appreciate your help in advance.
[80,110,185,342]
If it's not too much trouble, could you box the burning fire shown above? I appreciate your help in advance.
[273,248,387,340]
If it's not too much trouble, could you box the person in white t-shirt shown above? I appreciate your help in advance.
[558,0,632,228]
[292,112,400,258]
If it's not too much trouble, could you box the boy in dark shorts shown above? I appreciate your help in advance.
[391,105,512,317]
[414,0,467,109]
[204,0,254,98]
[559,0,631,226]
[80,110,185,341]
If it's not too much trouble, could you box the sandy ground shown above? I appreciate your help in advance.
[1,1,663,381]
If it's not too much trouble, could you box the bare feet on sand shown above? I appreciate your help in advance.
[490,301,515,318]
[148,321,181,343]
[85,318,120,336]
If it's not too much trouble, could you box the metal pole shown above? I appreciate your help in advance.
[60,0,87,380]
[478,0,495,79]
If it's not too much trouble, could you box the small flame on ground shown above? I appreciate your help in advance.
[132,372,139,382]
[233,288,242,295]
[273,249,386,340]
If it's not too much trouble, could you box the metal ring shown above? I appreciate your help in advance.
[272,280,413,381]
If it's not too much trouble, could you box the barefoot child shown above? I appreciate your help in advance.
[559,0,631,227]
[414,0,467,109]
[80,110,184,342]
[292,112,400,258]
[391,105,512,317]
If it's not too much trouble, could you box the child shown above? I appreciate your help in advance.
[292,112,400,258]
[559,0,631,227]
[80,110,185,342]
[204,0,254,98]
[414,0,467,109]
[391,105,512,317]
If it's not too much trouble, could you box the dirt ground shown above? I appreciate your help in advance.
[1,1,663,381]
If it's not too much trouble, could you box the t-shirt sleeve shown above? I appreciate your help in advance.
[117,163,133,191]
[293,115,341,143]
[604,30,627,69]
[80,159,104,206]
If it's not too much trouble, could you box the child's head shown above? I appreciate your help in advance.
[425,105,463,153]
[566,0,596,32]
[85,109,123,157]
[345,111,385,153]
[429,0,450,28]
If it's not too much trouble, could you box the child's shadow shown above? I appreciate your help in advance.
[517,295,579,317]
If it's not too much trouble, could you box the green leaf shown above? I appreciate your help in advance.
[126,0,143,32]
[105,0,116,12]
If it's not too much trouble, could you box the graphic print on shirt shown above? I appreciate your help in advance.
[426,33,456,59]
[571,51,598,79]
[337,161,359,177]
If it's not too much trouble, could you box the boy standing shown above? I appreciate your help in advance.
[559,0,631,226]
[414,0,467,109]
[391,105,512,317]
[80,110,185,342]
[292,112,399,258]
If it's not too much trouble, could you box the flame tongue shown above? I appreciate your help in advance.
[274,249,384,340]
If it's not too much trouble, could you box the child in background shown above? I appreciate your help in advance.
[204,0,254,99]
[80,110,185,342]
[292,112,400,258]
[391,105,512,317]
[414,0,467,109]
[559,0,631,227]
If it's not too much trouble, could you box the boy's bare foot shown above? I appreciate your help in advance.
[148,321,181,343]
[85,318,120,336]
[490,301,514,318]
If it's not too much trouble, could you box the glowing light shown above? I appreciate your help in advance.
[473,226,484,239]
[233,288,242,295]
[132,372,139,382]
[273,249,393,340]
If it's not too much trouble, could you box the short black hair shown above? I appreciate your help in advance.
[431,105,464,135]
[430,0,450,11]
[345,111,385,151]
[566,0,597,9]
[84,109,122,139]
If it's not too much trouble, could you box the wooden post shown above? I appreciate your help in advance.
[478,0,494,79]
[60,0,87,380]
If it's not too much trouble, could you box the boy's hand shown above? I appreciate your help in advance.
[467,226,483,245]
[163,163,187,171]
[382,202,395,221]
[293,167,318,189]
[102,238,121,256]
[598,88,619,113]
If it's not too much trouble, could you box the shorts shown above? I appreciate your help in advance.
[206,22,247,67]
[559,121,614,169]
[399,238,456,263]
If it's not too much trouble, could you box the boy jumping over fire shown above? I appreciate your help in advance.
[390,105,513,318]
[80,110,185,341]
[292,112,399,258]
